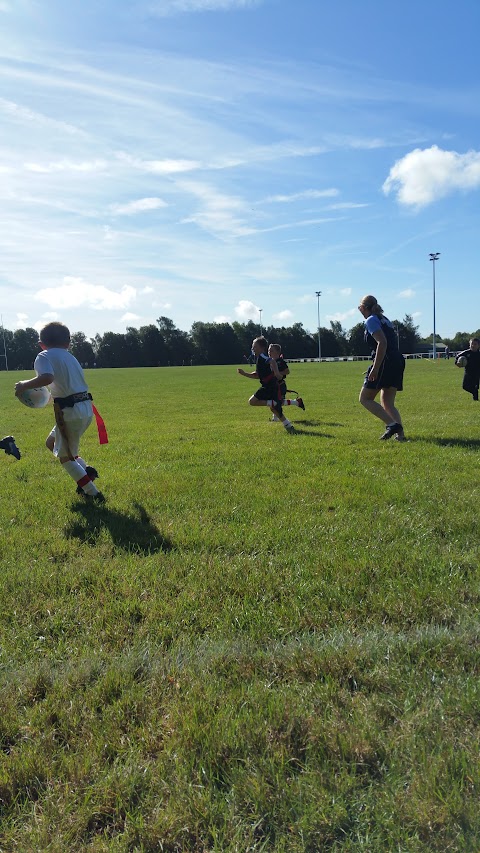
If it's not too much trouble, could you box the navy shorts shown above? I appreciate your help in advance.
[254,384,283,414]
[364,353,405,391]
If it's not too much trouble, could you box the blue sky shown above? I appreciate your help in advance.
[1,0,479,340]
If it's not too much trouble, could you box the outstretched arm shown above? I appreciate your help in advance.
[237,369,258,378]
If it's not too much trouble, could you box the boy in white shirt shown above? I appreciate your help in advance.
[14,322,105,502]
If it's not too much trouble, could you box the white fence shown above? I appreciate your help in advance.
[286,352,456,364]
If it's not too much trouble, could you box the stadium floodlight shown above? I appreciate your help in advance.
[259,308,263,336]
[429,253,441,360]
[315,291,322,362]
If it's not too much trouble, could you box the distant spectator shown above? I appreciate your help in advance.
[455,338,480,401]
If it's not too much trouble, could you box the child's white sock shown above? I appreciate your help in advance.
[283,418,292,429]
[75,456,87,470]
[62,460,99,495]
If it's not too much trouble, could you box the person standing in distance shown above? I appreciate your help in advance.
[358,295,406,441]
[455,338,480,401]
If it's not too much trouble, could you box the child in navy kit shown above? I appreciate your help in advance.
[237,336,296,433]
[267,343,305,420]
[358,295,406,441]
[14,321,105,501]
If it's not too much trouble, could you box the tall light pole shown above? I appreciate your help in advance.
[315,291,322,362]
[429,253,440,360]
[259,308,263,336]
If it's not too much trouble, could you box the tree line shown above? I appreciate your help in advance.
[1,314,479,370]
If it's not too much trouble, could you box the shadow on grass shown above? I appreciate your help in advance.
[295,418,344,428]
[65,500,173,553]
[409,436,480,451]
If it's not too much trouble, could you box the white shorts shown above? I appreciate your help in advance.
[47,400,93,458]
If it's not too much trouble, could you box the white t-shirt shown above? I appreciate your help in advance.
[34,348,88,398]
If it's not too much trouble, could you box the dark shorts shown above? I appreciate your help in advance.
[364,353,405,391]
[254,383,281,402]
[253,383,283,415]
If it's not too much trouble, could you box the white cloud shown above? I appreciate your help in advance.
[14,312,28,328]
[298,295,316,304]
[147,0,260,17]
[398,288,415,298]
[412,312,422,319]
[35,278,137,311]
[383,145,480,208]
[25,159,106,174]
[141,286,154,294]
[326,202,369,210]
[234,300,260,321]
[340,288,352,296]
[264,188,339,204]
[119,153,200,174]
[273,309,293,321]
[213,315,231,323]
[325,309,356,323]
[110,197,167,215]
[121,313,141,322]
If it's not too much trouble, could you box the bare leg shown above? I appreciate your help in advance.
[359,387,392,425]
[380,388,402,426]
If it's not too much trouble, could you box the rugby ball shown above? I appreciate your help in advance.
[18,387,52,408]
[456,355,468,368]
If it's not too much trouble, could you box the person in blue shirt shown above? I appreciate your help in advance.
[358,295,406,441]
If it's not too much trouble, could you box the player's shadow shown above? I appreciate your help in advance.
[294,419,344,428]
[290,422,334,437]
[430,437,480,451]
[406,436,480,451]
[65,501,173,553]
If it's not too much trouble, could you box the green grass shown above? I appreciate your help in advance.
[1,360,479,851]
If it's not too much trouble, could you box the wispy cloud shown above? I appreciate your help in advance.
[273,309,293,321]
[146,0,261,17]
[339,288,352,296]
[264,189,339,204]
[325,309,356,323]
[110,197,167,215]
[398,288,415,298]
[25,159,106,174]
[121,312,141,322]
[383,145,480,208]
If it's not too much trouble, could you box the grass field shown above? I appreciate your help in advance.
[1,360,479,852]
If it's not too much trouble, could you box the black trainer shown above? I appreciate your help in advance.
[379,423,402,441]
[82,491,106,504]
[1,436,21,460]
[76,466,99,494]
[296,397,305,411]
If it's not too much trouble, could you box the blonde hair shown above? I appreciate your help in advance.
[360,295,383,316]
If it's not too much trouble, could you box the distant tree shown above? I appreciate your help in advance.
[157,316,192,364]
[138,324,168,366]
[190,322,241,364]
[95,332,128,367]
[70,332,95,366]
[329,321,348,355]
[348,322,371,356]
[11,327,39,370]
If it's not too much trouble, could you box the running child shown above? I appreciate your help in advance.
[267,343,305,420]
[237,336,296,433]
[14,321,105,501]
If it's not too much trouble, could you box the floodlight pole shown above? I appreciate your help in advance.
[259,308,263,336]
[315,291,322,362]
[429,253,440,360]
